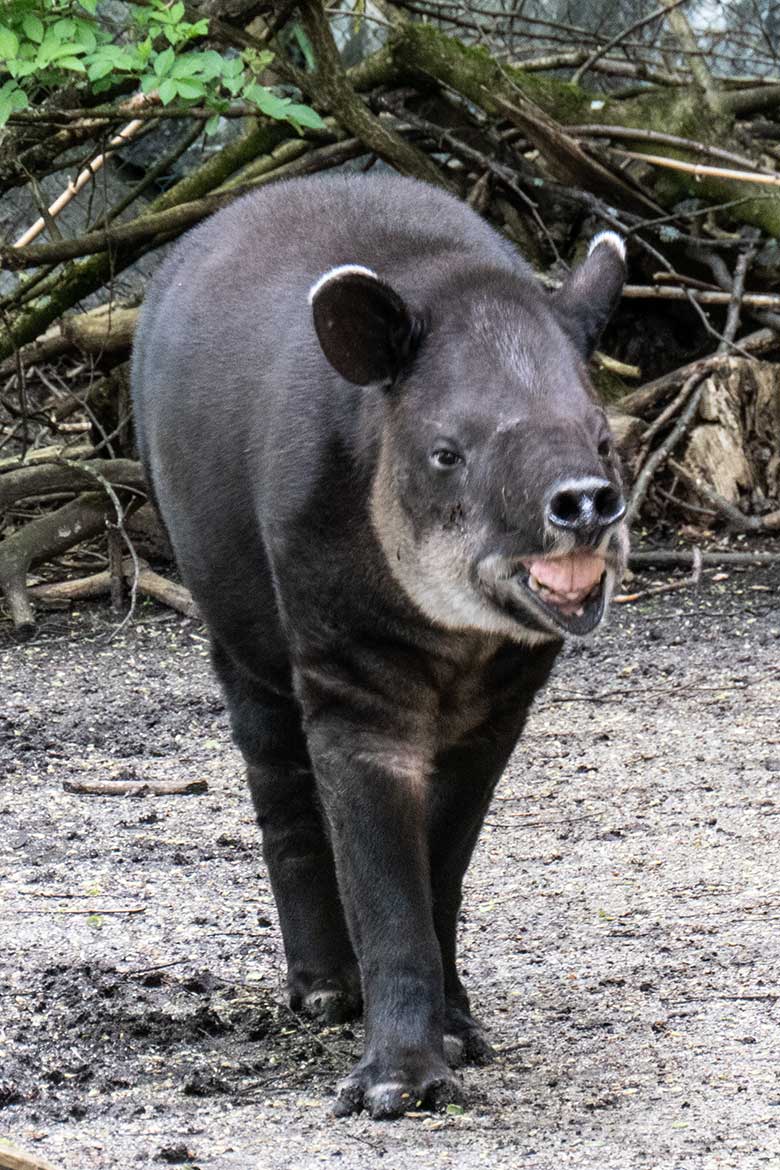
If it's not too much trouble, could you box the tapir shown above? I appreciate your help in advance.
[131,173,629,1118]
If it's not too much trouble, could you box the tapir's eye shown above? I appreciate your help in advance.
[430,446,463,470]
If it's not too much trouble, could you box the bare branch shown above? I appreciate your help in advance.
[618,149,780,188]
[13,115,150,249]
[572,0,686,86]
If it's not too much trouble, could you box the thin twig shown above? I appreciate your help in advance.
[18,905,146,915]
[57,458,141,636]
[629,549,780,567]
[572,0,686,86]
[570,125,769,174]
[614,548,702,603]
[618,149,780,187]
[636,375,699,454]
[718,240,755,353]
[621,286,780,308]
[544,678,754,705]
[668,458,780,532]
[62,778,208,796]
[13,114,150,248]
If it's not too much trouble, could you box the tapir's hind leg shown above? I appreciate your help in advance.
[212,643,361,1023]
[428,751,500,1068]
[429,713,536,1066]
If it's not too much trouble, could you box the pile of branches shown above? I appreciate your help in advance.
[3,0,780,633]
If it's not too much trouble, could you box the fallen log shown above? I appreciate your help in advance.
[62,778,208,795]
[0,457,144,511]
[629,549,780,567]
[27,558,199,621]
[0,492,114,631]
[0,1142,61,1170]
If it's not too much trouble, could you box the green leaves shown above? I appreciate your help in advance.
[153,45,175,78]
[0,0,325,137]
[0,79,28,128]
[0,25,20,60]
[21,13,43,44]
[242,82,325,132]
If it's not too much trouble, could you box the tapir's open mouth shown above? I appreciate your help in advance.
[515,550,608,636]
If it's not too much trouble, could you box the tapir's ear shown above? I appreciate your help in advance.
[551,231,626,358]
[309,265,423,386]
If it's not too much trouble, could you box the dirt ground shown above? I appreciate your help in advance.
[1,561,779,1170]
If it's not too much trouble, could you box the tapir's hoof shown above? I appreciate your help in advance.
[302,986,361,1025]
[288,973,362,1025]
[444,1005,495,1066]
[333,1057,462,1119]
[444,1026,495,1067]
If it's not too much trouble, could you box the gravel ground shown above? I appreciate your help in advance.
[1,562,779,1170]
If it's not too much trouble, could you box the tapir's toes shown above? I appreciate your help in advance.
[332,1076,365,1118]
[366,1074,461,1120]
[444,1009,495,1066]
[459,1027,496,1066]
[332,1060,462,1119]
[443,1033,465,1067]
[289,970,362,1025]
[444,1029,494,1067]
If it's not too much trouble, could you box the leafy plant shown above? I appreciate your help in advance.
[0,0,325,130]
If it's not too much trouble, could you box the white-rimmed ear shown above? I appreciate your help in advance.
[308,264,381,305]
[309,265,424,387]
[552,231,627,358]
[587,231,626,262]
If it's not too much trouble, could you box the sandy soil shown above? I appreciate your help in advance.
[1,563,779,1170]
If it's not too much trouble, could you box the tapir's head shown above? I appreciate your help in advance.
[309,234,629,644]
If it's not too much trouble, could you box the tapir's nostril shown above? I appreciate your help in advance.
[593,484,624,525]
[548,478,626,534]
[548,490,581,526]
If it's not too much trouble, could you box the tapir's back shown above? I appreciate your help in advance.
[133,174,523,485]
[133,173,525,443]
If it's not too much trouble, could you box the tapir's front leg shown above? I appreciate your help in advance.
[304,715,459,1119]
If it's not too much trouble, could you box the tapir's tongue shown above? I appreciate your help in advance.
[523,551,605,614]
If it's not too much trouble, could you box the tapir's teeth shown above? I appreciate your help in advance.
[526,569,602,616]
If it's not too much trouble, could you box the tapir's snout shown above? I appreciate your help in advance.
[478,462,628,640]
[546,476,626,544]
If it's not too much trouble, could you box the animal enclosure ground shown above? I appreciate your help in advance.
[1,565,779,1170]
